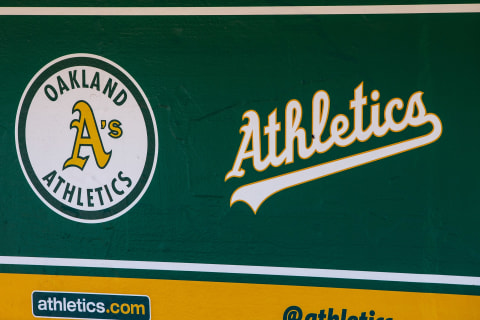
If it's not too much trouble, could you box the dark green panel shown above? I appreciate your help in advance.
[0,10,479,293]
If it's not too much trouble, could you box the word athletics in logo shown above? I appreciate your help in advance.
[16,54,158,223]
[225,82,442,213]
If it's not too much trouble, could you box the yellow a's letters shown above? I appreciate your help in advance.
[64,101,111,170]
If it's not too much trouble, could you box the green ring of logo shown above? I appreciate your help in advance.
[16,54,158,223]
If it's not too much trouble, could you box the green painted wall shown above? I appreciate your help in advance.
[0,5,479,295]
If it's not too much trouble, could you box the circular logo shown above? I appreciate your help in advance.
[16,54,158,223]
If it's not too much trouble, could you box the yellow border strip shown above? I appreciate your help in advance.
[3,273,480,320]
[0,4,480,15]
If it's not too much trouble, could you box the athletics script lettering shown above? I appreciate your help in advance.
[225,82,443,213]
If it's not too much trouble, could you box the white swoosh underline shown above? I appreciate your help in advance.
[231,116,442,213]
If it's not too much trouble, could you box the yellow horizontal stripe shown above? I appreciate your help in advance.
[1,273,479,319]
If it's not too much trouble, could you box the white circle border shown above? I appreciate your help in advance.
[15,53,158,224]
